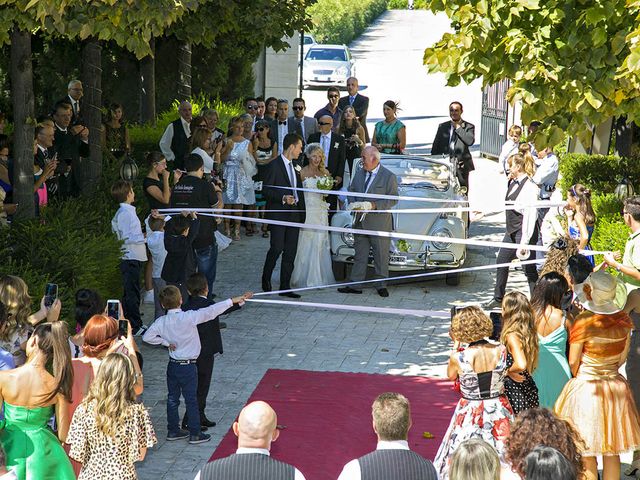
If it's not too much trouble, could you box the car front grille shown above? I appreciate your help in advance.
[313,69,333,75]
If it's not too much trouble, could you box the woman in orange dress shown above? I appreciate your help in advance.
[554,270,640,480]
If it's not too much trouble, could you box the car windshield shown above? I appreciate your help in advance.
[304,36,314,45]
[386,160,450,191]
[306,49,347,61]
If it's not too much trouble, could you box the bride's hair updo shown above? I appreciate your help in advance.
[304,143,330,177]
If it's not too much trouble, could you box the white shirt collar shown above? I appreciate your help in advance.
[367,164,381,176]
[377,440,409,450]
[37,144,47,153]
[55,123,67,132]
[167,308,182,314]
[236,447,270,456]
[282,154,291,164]
[321,132,331,138]
[119,202,136,211]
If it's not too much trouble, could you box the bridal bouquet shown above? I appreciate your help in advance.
[317,176,334,191]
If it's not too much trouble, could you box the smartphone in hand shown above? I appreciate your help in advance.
[44,283,58,309]
[107,299,120,320]
[118,319,128,338]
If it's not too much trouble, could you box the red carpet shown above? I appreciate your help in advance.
[209,369,458,480]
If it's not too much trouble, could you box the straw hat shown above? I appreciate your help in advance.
[574,270,628,315]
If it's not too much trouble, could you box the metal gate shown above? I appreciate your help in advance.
[480,79,510,158]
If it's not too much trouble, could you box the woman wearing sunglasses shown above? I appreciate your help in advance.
[252,121,277,238]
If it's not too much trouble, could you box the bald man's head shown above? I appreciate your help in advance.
[318,115,333,134]
[233,401,279,449]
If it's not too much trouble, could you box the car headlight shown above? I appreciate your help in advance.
[335,66,348,76]
[341,230,355,247]
[430,228,452,250]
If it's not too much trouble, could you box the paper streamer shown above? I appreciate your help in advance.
[191,210,607,256]
[247,298,452,318]
[254,258,545,296]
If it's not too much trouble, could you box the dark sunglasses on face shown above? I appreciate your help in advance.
[257,127,266,131]
[292,106,304,111]
[247,105,257,110]
[318,122,331,126]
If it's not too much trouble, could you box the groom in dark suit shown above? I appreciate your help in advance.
[431,101,475,192]
[261,133,305,298]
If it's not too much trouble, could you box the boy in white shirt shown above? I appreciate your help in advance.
[143,285,252,444]
[147,214,168,319]
[111,180,147,335]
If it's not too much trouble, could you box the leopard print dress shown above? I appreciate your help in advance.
[67,401,156,480]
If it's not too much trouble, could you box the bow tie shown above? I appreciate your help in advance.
[279,121,287,125]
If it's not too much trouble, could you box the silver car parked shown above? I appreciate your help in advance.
[303,44,356,88]
[330,154,468,285]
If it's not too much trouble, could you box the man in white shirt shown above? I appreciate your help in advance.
[111,179,148,334]
[159,100,192,170]
[194,401,306,480]
[337,393,437,480]
[276,100,289,155]
[57,79,83,125]
[143,285,251,444]
[484,153,540,308]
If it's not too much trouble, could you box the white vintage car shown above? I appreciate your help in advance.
[330,154,468,285]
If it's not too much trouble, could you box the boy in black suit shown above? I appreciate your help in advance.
[181,273,240,431]
[162,212,200,302]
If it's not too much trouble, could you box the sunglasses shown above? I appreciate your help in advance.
[292,106,304,111]
[247,105,257,110]
[328,95,339,99]
[318,122,331,126]
[257,127,267,131]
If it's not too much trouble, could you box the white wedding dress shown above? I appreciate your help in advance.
[291,177,336,287]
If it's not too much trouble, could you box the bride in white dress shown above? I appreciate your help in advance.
[291,143,336,287]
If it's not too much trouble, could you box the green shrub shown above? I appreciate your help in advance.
[587,193,627,265]
[591,193,622,219]
[387,0,427,8]
[557,153,640,194]
[309,0,389,45]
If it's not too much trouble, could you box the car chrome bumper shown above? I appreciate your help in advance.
[332,246,465,271]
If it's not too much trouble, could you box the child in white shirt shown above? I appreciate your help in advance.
[147,215,168,319]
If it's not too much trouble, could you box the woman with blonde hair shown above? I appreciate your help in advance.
[290,143,336,288]
[0,275,61,366]
[500,291,540,414]
[337,106,365,175]
[449,438,500,480]
[565,183,596,265]
[67,353,156,480]
[190,126,218,176]
[0,322,75,479]
[434,306,514,480]
[518,142,536,177]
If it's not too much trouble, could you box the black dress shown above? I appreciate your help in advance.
[342,125,362,174]
[504,351,539,414]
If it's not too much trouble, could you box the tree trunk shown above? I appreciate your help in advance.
[80,39,103,194]
[177,41,192,100]
[139,37,156,125]
[9,28,35,220]
[615,116,634,158]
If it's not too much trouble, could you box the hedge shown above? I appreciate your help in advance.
[387,0,427,8]
[309,0,389,45]
[557,153,640,194]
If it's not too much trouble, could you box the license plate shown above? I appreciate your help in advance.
[390,255,407,263]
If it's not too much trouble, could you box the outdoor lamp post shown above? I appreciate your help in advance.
[615,177,634,200]
[119,154,139,182]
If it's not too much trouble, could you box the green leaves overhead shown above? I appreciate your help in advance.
[422,0,640,148]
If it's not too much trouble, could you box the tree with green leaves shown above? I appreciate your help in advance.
[422,0,640,149]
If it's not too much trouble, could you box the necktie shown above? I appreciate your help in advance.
[349,96,355,105]
[287,162,298,202]
[449,125,456,155]
[73,101,78,116]
[364,172,372,192]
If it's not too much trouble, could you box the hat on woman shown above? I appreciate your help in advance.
[574,270,627,314]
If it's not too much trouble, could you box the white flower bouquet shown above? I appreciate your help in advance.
[316,176,334,191]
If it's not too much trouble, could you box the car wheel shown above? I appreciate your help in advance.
[332,260,347,281]
[445,272,460,286]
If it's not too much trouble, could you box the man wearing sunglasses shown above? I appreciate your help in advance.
[288,98,318,146]
[314,87,342,133]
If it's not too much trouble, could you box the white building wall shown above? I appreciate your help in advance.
[254,34,301,100]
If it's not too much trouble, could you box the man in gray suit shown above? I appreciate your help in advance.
[288,98,318,144]
[339,146,398,297]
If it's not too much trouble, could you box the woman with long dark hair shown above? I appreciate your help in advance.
[0,322,75,479]
[530,272,572,408]
[565,183,596,265]
[337,106,365,175]
[372,100,406,154]
[102,103,130,155]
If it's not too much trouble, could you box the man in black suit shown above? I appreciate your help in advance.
[181,273,240,432]
[56,79,83,125]
[338,77,370,141]
[431,101,475,192]
[52,101,89,197]
[261,133,305,298]
[34,123,60,197]
[306,115,345,215]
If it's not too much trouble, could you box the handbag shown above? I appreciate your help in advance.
[239,150,258,178]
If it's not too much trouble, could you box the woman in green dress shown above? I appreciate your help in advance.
[372,100,406,154]
[530,272,572,408]
[0,322,74,480]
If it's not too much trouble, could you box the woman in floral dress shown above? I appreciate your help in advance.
[434,306,515,480]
